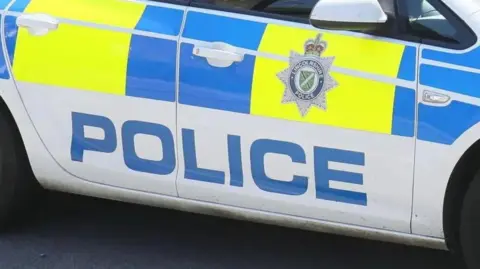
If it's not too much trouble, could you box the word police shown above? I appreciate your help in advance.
[70,112,367,206]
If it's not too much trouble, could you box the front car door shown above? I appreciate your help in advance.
[396,0,480,238]
[176,0,418,232]
[3,0,185,195]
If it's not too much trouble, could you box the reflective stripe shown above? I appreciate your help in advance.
[422,46,480,70]
[178,42,255,114]
[177,13,417,137]
[22,0,145,29]
[135,5,183,36]
[418,101,480,145]
[251,23,413,136]
[397,46,416,81]
[13,24,131,95]
[251,59,398,134]
[391,87,415,137]
[418,46,480,145]
[5,0,183,101]
[257,24,408,79]
[181,11,266,51]
[420,64,480,98]
[126,35,177,101]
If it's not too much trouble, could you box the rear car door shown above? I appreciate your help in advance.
[3,0,185,195]
[176,1,419,232]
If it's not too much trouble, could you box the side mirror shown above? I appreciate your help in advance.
[309,0,388,31]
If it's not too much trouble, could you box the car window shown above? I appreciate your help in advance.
[401,0,474,46]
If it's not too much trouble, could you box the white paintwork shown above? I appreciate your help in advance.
[2,0,480,252]
[17,83,179,196]
[310,0,387,24]
[176,104,415,232]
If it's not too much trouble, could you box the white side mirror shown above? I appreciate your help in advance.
[309,0,388,31]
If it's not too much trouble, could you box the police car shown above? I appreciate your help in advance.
[0,0,478,266]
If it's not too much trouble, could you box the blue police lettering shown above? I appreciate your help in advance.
[183,128,225,184]
[71,112,176,176]
[228,135,243,187]
[122,120,175,175]
[71,112,367,206]
[250,139,308,196]
[71,112,117,162]
[182,130,244,186]
[314,146,367,206]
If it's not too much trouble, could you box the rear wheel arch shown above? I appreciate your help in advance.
[0,95,33,171]
[0,94,45,228]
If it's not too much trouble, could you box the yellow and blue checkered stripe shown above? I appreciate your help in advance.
[179,11,417,138]
[4,0,184,102]
[1,0,480,146]
[0,1,417,139]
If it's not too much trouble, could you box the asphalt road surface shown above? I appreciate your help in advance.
[0,191,466,269]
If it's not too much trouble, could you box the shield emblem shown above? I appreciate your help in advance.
[299,70,316,92]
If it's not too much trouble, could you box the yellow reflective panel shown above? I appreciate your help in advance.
[250,56,396,134]
[12,23,131,95]
[258,23,405,78]
[24,0,145,29]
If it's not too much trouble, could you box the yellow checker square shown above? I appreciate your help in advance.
[250,56,396,134]
[12,23,131,96]
[24,0,145,29]
[258,24,406,78]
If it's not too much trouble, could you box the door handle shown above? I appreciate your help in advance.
[193,42,244,68]
[193,46,244,62]
[17,14,59,36]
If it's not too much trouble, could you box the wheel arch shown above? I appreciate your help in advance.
[0,94,35,176]
[443,138,480,253]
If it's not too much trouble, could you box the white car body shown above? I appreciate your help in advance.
[0,0,479,253]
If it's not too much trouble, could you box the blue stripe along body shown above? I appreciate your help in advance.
[417,47,480,145]
[179,12,267,114]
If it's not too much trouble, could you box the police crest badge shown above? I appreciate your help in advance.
[277,34,338,117]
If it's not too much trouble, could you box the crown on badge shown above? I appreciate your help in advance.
[304,34,327,57]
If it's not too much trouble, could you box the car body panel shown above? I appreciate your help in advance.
[411,9,480,237]
[0,0,479,249]
[177,8,418,232]
[3,0,186,196]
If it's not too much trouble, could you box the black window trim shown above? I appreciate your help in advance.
[395,0,478,50]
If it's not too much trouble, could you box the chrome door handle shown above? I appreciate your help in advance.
[17,13,59,36]
[192,42,244,68]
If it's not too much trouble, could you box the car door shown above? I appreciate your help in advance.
[176,0,418,232]
[3,0,185,195]
[397,0,480,238]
